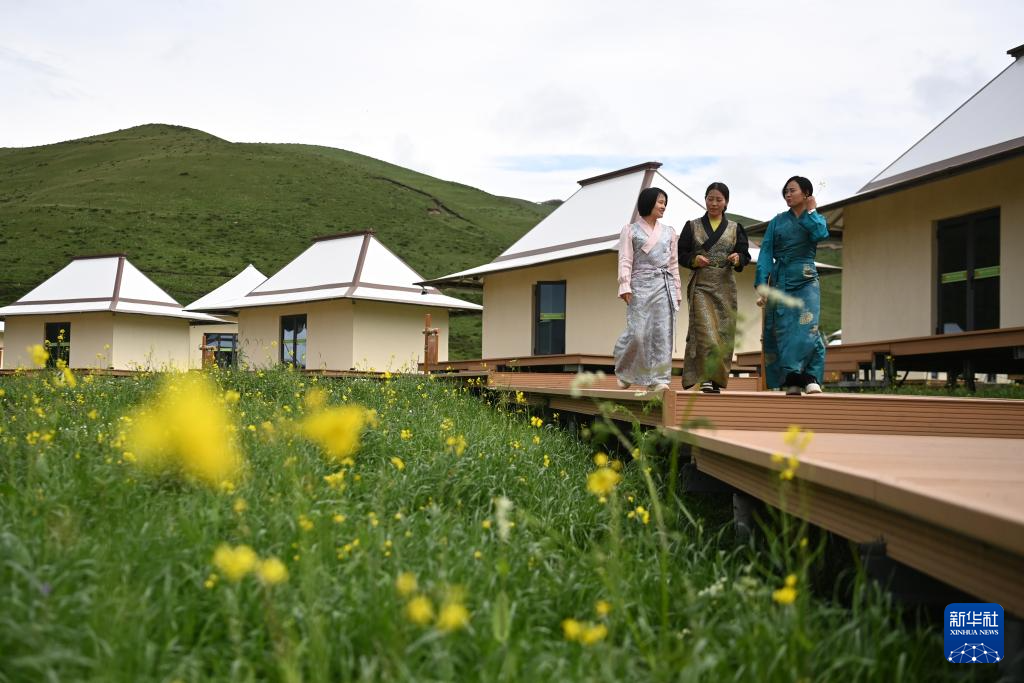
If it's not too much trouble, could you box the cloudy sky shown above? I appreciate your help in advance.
[2,0,1021,220]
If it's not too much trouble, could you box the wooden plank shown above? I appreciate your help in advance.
[694,450,1024,616]
[673,392,1024,439]
[683,429,1024,555]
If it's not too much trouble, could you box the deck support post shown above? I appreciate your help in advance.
[732,492,760,543]
[1002,616,1024,679]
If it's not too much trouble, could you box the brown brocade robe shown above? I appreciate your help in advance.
[679,215,751,388]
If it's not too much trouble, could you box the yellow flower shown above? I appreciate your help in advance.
[514,391,526,404]
[212,544,258,582]
[587,468,621,497]
[298,514,314,531]
[333,514,346,524]
[323,471,346,490]
[223,390,241,404]
[772,574,798,605]
[400,429,412,440]
[126,374,243,487]
[593,452,609,467]
[61,366,77,388]
[595,600,612,617]
[436,601,470,632]
[395,572,418,596]
[770,452,785,464]
[481,519,492,530]
[561,618,583,641]
[579,623,608,645]
[530,416,543,428]
[301,405,369,464]
[390,456,405,471]
[405,595,434,625]
[233,498,247,514]
[445,434,468,457]
[257,557,288,585]
[29,344,49,367]
[87,409,98,420]
[304,387,327,410]
[543,454,551,468]
[532,435,540,445]
[627,505,650,525]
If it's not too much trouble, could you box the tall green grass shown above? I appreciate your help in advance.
[0,368,977,681]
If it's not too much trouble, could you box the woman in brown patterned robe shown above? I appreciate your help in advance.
[679,182,751,392]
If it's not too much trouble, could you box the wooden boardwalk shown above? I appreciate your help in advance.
[484,372,1024,615]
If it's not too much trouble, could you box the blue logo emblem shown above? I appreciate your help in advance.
[944,603,1003,663]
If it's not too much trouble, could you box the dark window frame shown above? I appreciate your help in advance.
[280,314,308,369]
[203,332,238,369]
[532,281,566,355]
[44,322,71,368]
[935,207,1000,334]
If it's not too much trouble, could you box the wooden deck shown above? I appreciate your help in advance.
[737,325,1024,380]
[482,374,1024,615]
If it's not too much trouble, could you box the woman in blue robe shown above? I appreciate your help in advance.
[755,176,829,395]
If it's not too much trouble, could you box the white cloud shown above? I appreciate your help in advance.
[0,0,1021,219]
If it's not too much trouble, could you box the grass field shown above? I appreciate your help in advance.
[0,365,980,682]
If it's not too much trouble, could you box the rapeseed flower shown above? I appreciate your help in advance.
[301,405,369,464]
[772,574,798,605]
[587,468,621,496]
[395,572,418,596]
[257,557,288,585]
[29,344,49,368]
[530,416,543,428]
[405,595,434,625]
[445,434,467,456]
[595,600,612,617]
[212,544,258,582]
[562,618,583,640]
[400,429,412,440]
[390,456,405,471]
[323,471,346,490]
[579,623,608,645]
[437,600,470,632]
[125,374,243,487]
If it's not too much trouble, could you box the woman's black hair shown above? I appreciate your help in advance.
[705,182,730,207]
[782,176,813,197]
[637,187,668,217]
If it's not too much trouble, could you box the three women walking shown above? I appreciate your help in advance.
[614,176,827,395]
[755,176,829,395]
[613,187,681,391]
[679,182,751,393]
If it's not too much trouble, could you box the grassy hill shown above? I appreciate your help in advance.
[0,124,556,357]
[1,124,826,358]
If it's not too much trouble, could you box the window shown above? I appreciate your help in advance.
[44,322,71,368]
[936,209,999,333]
[280,314,308,369]
[533,282,566,355]
[203,333,238,369]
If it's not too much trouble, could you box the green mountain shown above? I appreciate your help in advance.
[0,124,555,357]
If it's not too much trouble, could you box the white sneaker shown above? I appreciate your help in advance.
[805,382,823,394]
[616,378,631,389]
[650,383,670,392]
[785,386,803,396]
